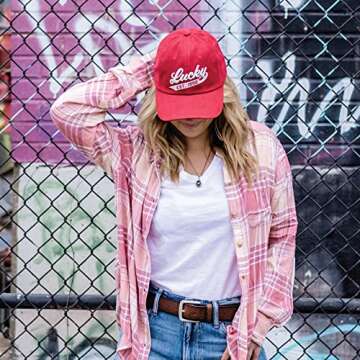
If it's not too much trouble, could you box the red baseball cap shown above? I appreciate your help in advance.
[153,28,227,122]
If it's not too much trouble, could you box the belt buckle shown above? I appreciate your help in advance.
[178,299,203,323]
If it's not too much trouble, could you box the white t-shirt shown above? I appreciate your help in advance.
[147,153,241,300]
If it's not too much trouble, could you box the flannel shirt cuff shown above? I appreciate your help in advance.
[250,311,275,346]
[125,52,155,90]
[107,51,155,94]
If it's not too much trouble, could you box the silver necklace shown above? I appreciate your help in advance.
[185,149,213,188]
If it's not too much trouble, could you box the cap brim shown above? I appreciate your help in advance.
[155,86,224,121]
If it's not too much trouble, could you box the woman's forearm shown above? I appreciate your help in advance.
[49,50,156,176]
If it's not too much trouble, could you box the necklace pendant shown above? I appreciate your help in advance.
[196,179,202,187]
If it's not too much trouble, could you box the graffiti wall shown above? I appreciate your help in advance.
[0,3,12,354]
[8,0,360,359]
[10,0,209,164]
[13,164,118,358]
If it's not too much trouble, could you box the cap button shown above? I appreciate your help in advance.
[183,29,191,36]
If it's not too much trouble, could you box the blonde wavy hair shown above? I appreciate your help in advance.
[137,75,259,187]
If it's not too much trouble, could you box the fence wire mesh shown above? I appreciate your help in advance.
[0,0,360,359]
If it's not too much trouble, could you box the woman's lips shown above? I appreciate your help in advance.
[182,122,199,128]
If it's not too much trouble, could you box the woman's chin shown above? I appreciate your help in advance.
[180,129,203,137]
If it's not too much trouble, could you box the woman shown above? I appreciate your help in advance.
[50,28,297,360]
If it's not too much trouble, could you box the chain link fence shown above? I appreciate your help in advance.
[1,0,360,359]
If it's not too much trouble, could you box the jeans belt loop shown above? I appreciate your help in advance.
[212,300,220,328]
[152,288,164,315]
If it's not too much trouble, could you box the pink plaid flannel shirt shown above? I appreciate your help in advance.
[50,51,298,359]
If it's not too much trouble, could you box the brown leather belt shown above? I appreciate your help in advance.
[146,291,240,323]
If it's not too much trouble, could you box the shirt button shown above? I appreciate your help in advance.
[236,240,242,247]
[241,275,246,279]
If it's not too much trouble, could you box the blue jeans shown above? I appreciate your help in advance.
[115,282,267,359]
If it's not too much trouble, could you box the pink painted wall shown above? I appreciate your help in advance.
[10,0,205,164]
[0,2,12,174]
